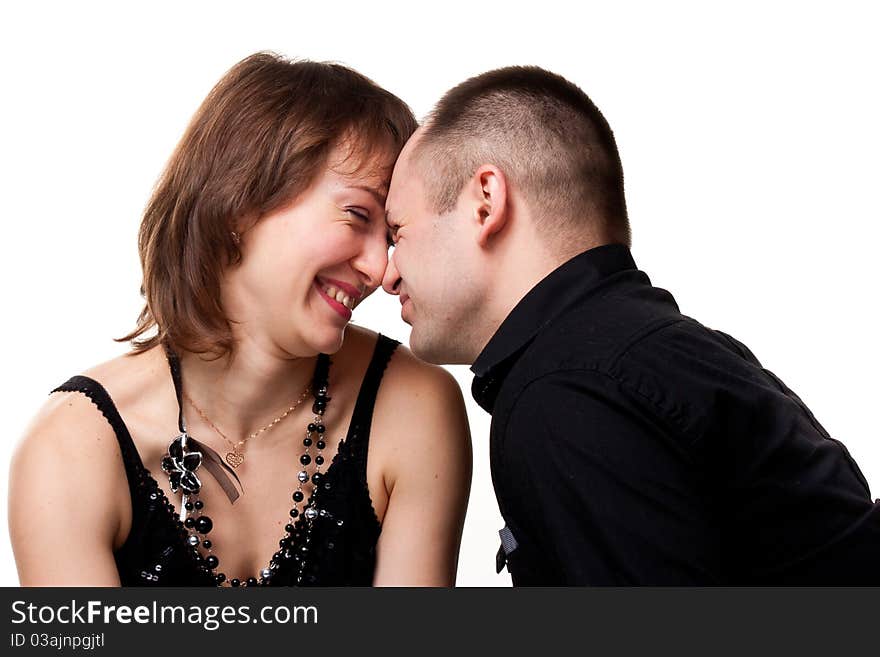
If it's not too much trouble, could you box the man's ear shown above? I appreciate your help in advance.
[465,165,509,248]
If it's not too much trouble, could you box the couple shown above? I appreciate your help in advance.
[10,53,880,586]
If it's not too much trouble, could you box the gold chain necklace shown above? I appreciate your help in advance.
[183,384,312,468]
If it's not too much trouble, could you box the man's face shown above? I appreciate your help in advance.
[382,136,483,364]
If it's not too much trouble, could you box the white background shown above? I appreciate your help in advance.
[1,1,878,587]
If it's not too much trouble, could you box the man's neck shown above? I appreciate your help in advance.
[471,238,587,363]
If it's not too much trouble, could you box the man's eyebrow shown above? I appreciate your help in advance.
[384,209,399,245]
[351,184,387,206]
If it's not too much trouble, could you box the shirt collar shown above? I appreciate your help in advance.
[470,243,637,412]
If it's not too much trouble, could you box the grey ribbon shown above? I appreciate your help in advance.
[186,436,243,504]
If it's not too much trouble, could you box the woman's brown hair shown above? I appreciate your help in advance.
[118,52,417,358]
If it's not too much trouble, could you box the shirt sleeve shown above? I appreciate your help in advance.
[496,369,725,585]
[619,321,880,583]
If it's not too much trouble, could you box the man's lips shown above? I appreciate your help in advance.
[399,293,412,324]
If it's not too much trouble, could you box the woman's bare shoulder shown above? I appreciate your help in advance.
[363,332,472,579]
[345,323,459,391]
[7,350,157,582]
[80,345,169,409]
[12,347,165,476]
[344,324,467,444]
[370,332,469,456]
[18,388,115,458]
[385,343,461,399]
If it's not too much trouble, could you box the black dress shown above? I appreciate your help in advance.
[52,335,399,586]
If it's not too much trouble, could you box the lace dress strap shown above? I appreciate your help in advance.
[345,334,400,481]
[51,375,148,492]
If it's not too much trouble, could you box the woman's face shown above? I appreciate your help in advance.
[221,143,393,358]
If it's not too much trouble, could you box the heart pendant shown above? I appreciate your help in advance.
[226,451,244,468]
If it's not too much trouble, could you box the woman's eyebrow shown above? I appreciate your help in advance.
[350,184,387,206]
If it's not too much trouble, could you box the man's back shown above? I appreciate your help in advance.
[474,244,880,585]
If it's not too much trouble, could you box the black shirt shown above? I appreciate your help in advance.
[472,244,880,585]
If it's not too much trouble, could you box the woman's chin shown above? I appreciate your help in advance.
[307,327,347,355]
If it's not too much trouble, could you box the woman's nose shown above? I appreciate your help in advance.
[352,234,389,291]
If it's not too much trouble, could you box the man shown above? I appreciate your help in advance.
[382,66,880,585]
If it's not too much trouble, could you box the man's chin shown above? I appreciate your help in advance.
[410,330,465,366]
[409,331,441,364]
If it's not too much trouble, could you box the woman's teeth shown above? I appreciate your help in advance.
[323,285,354,310]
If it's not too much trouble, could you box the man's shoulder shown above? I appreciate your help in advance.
[486,284,679,432]
[496,288,770,438]
[514,279,692,381]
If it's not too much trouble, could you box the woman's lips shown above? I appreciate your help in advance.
[321,277,362,300]
[315,281,352,321]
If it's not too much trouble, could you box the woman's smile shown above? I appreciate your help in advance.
[314,279,354,321]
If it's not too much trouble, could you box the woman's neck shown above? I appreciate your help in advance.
[175,339,318,446]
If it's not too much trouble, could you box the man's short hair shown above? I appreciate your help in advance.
[415,66,630,247]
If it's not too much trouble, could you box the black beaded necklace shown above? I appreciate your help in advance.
[160,346,332,587]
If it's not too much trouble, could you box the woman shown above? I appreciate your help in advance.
[9,53,472,586]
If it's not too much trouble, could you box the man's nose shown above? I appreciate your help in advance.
[382,249,401,295]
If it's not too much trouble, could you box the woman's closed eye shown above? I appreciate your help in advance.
[346,208,371,222]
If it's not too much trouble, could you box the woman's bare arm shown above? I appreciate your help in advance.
[372,355,472,586]
[9,392,126,586]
